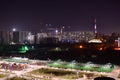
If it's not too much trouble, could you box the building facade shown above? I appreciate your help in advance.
[0,30,95,44]
[0,30,11,44]
[0,30,31,44]
[36,31,95,44]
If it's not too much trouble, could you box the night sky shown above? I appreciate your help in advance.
[0,0,120,34]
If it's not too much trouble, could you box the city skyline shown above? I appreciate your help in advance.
[0,0,120,34]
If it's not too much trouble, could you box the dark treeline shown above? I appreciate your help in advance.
[0,43,120,65]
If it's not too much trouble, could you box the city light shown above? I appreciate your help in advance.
[12,28,16,31]
[55,30,58,33]
[28,32,31,35]
[114,47,120,50]
[99,47,103,51]
[79,45,83,48]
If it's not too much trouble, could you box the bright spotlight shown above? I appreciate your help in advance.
[55,30,58,33]
[13,28,16,31]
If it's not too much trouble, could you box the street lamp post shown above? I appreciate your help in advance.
[76,71,79,79]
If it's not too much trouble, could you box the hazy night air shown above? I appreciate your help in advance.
[0,0,120,34]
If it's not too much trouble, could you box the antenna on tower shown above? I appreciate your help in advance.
[94,18,97,34]
[94,18,98,38]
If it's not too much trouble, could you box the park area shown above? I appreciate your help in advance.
[27,68,107,79]
[3,57,30,63]
[0,58,119,80]
[47,59,114,72]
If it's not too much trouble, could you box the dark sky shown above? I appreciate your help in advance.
[0,0,120,34]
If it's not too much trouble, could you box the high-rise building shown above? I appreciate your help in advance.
[36,33,48,44]
[11,31,30,44]
[118,37,120,47]
[43,31,95,43]
[0,30,11,44]
[60,31,95,43]
[27,32,35,44]
[0,29,95,44]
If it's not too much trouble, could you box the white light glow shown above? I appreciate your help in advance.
[13,28,16,31]
[55,30,58,33]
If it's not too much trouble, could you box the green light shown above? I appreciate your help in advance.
[19,46,29,53]
[19,50,26,53]
[65,60,77,69]
[20,46,25,51]
[24,46,29,51]
[66,63,76,69]
[47,61,114,72]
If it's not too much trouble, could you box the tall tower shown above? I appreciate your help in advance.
[94,18,97,34]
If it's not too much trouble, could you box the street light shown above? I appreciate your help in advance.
[55,30,58,33]
[12,28,16,32]
[76,71,79,79]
